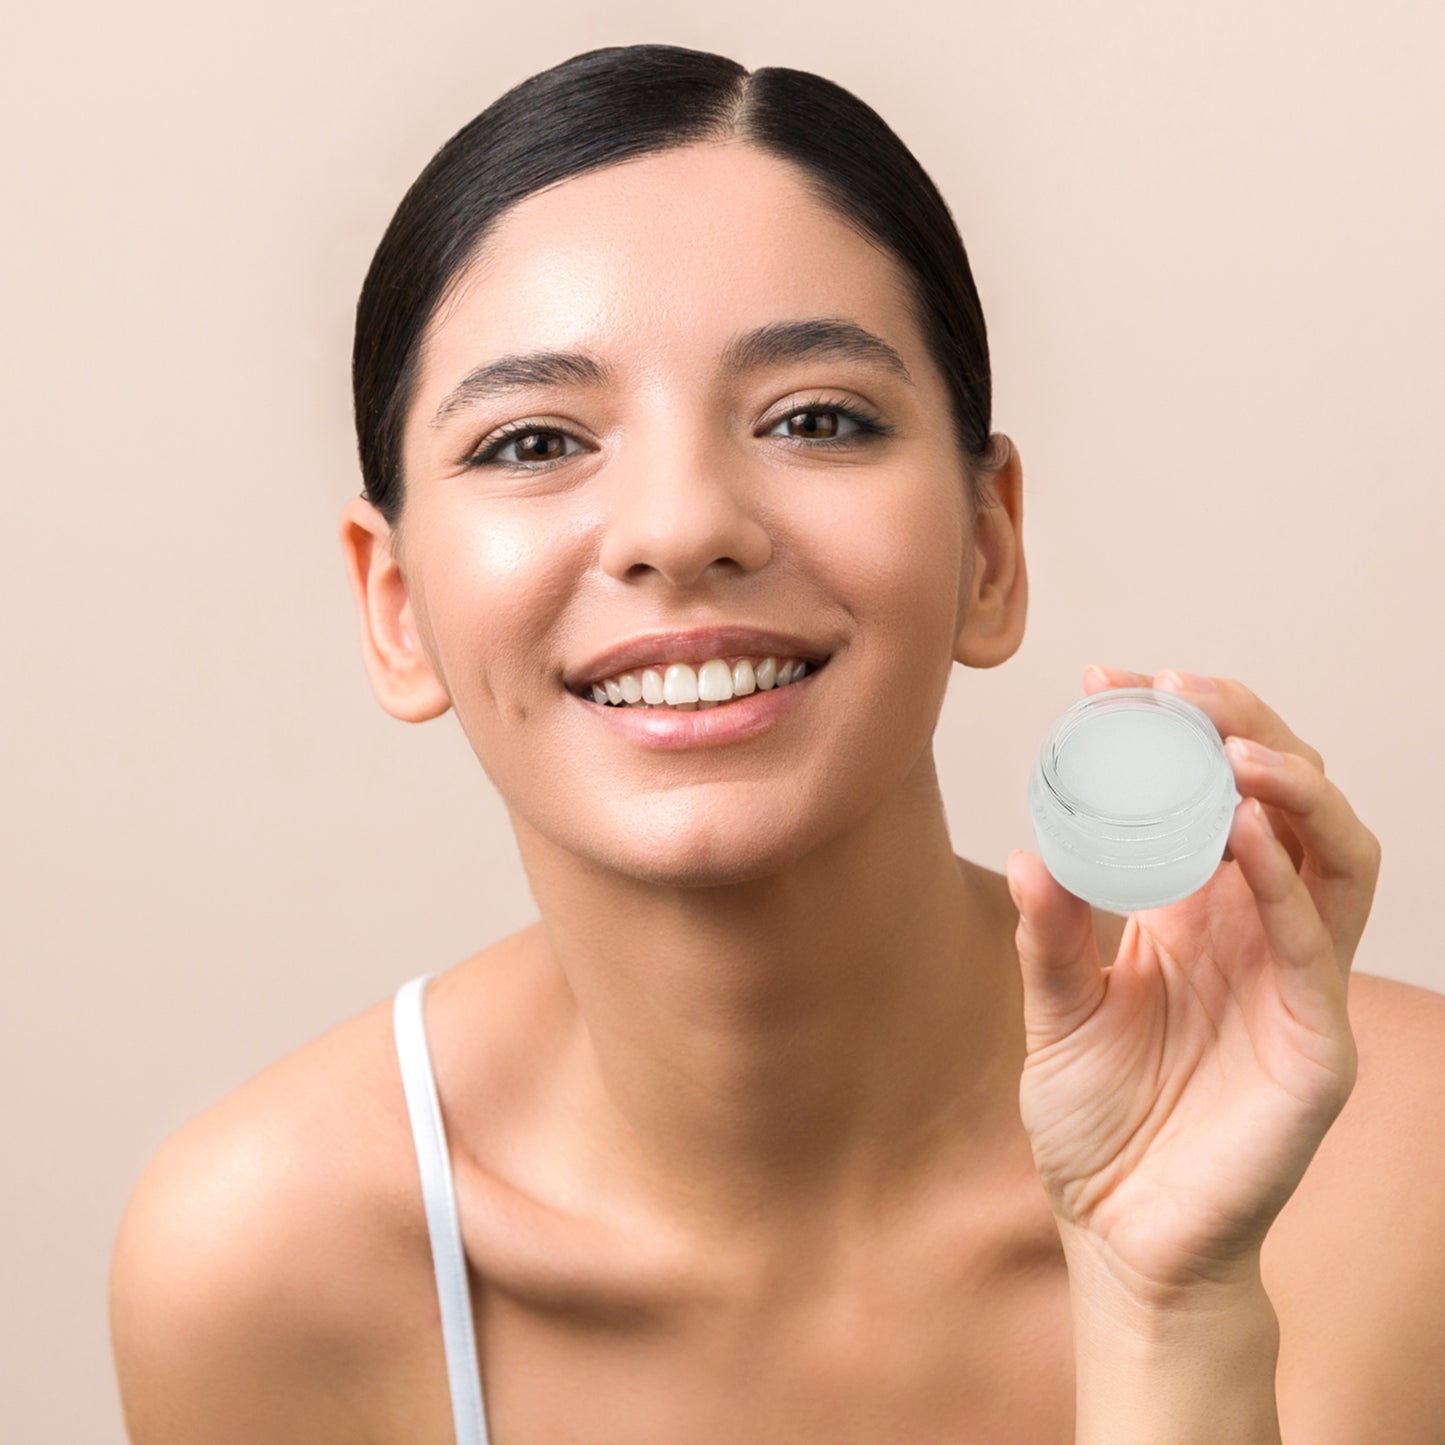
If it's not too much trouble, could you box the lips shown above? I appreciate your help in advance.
[570,653,823,749]
[564,625,835,695]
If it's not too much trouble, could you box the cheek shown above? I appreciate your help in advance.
[818,479,967,662]
[417,504,579,716]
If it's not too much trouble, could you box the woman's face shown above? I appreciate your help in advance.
[360,141,1023,887]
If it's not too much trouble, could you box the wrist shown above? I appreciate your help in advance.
[1057,1226,1273,1326]
[1063,1239,1282,1445]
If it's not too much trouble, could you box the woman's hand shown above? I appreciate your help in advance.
[1005,666,1381,1307]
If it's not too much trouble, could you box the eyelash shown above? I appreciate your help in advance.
[461,397,896,471]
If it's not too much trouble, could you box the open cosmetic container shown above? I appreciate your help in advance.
[1027,686,1242,912]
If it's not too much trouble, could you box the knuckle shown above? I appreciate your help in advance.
[1341,827,1381,884]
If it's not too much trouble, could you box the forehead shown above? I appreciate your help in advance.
[417,142,924,400]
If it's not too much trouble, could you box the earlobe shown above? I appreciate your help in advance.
[336,497,452,723]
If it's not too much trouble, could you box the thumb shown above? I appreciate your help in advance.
[1006,849,1108,1049]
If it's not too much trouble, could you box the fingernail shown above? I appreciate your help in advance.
[1085,664,1111,688]
[1226,736,1282,767]
[1158,669,1216,692]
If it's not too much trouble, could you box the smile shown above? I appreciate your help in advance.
[574,654,821,710]
[569,654,829,750]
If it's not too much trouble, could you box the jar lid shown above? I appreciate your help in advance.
[1028,686,1240,909]
[1035,686,1234,838]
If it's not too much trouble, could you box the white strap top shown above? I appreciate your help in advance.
[393,973,492,1445]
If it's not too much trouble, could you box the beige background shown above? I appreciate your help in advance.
[4,0,1441,1438]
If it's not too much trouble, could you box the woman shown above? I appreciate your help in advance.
[110,43,1443,1443]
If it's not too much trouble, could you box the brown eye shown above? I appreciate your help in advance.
[782,408,850,440]
[766,404,884,448]
[510,431,567,461]
[467,425,585,469]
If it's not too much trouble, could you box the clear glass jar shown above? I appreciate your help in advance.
[1028,686,1241,912]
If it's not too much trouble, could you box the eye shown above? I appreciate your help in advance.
[463,400,893,471]
[464,424,586,470]
[765,402,891,448]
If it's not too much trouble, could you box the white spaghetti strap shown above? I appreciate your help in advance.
[393,973,491,1445]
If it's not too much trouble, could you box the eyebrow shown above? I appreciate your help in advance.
[428,317,914,427]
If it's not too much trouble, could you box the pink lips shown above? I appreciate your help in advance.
[570,660,822,749]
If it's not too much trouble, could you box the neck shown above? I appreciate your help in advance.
[510,756,1025,1236]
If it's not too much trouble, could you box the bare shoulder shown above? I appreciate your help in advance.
[108,962,482,1444]
[1322,972,1445,1190]
[1264,970,1445,1441]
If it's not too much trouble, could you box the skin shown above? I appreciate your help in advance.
[109,139,1445,1444]
[1011,666,1373,1302]
[340,139,1038,1254]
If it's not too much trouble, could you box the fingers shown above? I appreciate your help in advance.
[1082,664,1381,981]
[1006,847,1108,1053]
[1221,735,1381,980]
[1222,785,1360,1051]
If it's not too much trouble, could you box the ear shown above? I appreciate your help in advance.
[954,435,1028,670]
[337,495,452,723]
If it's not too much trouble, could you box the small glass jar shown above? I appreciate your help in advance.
[1027,686,1241,912]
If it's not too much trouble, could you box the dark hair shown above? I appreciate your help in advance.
[352,43,1010,558]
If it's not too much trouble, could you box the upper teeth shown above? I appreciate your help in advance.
[585,655,815,708]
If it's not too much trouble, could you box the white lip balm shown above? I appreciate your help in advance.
[1028,686,1241,912]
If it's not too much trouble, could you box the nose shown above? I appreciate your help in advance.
[595,416,774,590]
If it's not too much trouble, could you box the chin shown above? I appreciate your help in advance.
[617,826,826,890]
[547,802,834,891]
